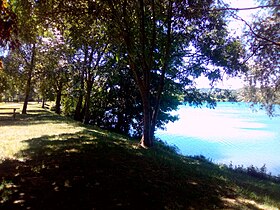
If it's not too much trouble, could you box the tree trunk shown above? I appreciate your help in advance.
[74,73,85,121]
[22,43,36,114]
[140,89,153,147]
[42,97,45,108]
[22,68,32,114]
[55,82,63,114]
[149,0,172,145]
[83,79,93,124]
[74,93,84,121]
[55,92,61,114]
[115,0,172,147]
[115,112,124,134]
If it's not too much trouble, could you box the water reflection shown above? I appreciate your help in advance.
[156,102,280,176]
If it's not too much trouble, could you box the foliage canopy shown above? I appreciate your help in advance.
[1,0,248,146]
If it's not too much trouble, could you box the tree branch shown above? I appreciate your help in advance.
[233,15,280,47]
[213,4,280,11]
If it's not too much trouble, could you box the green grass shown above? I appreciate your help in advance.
[0,103,279,209]
[0,102,84,160]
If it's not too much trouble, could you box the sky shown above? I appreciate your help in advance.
[195,0,259,89]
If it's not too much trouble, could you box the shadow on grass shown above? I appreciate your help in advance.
[0,130,222,209]
[0,130,279,209]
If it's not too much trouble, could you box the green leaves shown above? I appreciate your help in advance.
[243,0,280,113]
[0,0,18,47]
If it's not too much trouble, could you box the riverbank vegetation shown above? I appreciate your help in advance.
[0,104,280,209]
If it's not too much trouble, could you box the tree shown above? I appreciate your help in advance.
[102,0,246,147]
[1,52,26,101]
[4,0,44,114]
[84,54,182,137]
[51,1,111,123]
[36,30,72,114]
[30,0,247,147]
[65,33,109,123]
[243,0,280,114]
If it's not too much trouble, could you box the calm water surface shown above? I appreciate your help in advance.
[156,102,280,176]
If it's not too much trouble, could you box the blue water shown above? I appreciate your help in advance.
[156,102,280,176]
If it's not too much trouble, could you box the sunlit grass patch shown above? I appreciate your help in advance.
[0,103,84,161]
[0,102,22,108]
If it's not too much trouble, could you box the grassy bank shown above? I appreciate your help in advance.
[0,103,279,209]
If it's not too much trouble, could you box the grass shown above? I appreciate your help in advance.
[0,102,84,160]
[0,102,280,209]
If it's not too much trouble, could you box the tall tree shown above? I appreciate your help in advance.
[36,29,71,114]
[102,0,246,147]
[40,0,112,123]
[6,0,43,114]
[68,20,109,123]
[84,53,182,137]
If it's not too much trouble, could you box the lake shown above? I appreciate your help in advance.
[156,102,280,176]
